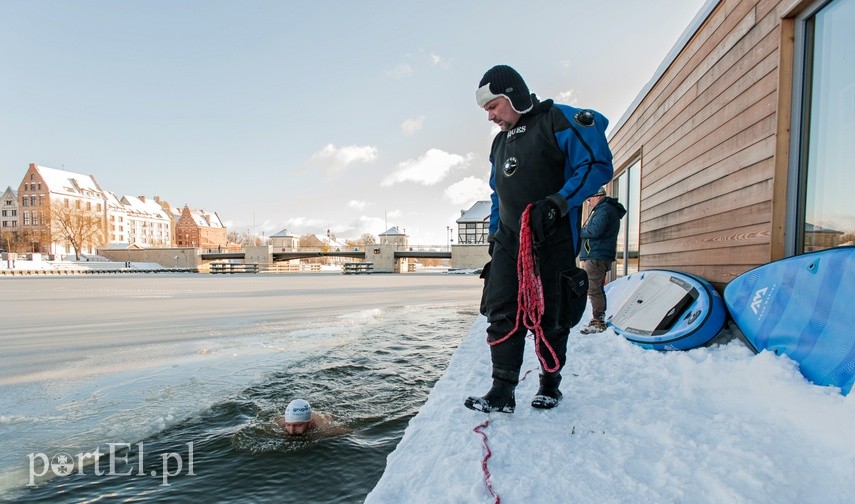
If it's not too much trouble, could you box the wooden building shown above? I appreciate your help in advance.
[606,0,854,289]
[456,201,490,245]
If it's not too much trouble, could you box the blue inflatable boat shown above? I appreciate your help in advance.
[724,246,855,394]
[604,269,726,351]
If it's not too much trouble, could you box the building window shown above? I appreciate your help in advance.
[789,0,855,254]
[23,212,29,226]
[21,198,28,207]
[612,157,641,279]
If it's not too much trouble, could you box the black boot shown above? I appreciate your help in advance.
[531,372,562,409]
[464,368,518,413]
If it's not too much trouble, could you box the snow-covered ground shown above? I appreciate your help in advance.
[368,315,855,503]
[0,258,164,271]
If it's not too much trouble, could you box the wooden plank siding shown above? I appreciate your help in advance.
[607,0,797,288]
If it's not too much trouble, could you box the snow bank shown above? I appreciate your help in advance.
[367,315,855,503]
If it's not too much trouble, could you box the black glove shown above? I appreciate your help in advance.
[528,198,560,244]
[487,236,495,257]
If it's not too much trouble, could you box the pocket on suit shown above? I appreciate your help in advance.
[479,260,491,316]
[559,266,588,326]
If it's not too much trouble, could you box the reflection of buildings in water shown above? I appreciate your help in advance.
[804,222,844,252]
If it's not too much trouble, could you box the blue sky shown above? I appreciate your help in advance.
[1,0,707,245]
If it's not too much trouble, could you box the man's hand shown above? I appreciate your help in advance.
[528,198,560,244]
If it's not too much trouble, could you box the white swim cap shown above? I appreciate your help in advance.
[284,399,312,423]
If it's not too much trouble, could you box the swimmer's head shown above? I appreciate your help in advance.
[282,399,312,435]
[284,399,312,422]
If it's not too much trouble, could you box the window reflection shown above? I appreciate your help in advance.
[801,0,855,252]
[612,158,640,278]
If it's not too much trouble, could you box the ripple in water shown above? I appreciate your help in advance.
[14,305,475,503]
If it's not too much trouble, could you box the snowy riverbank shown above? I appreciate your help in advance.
[367,315,855,503]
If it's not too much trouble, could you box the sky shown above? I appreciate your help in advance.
[368,315,855,503]
[0,0,709,246]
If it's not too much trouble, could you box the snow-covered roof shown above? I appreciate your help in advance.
[456,200,490,223]
[2,186,17,198]
[805,222,844,234]
[34,164,103,197]
[184,207,225,229]
[103,191,125,210]
[380,226,406,236]
[270,228,296,237]
[609,0,720,139]
[311,234,348,248]
[120,195,169,220]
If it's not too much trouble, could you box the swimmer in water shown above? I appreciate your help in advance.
[275,399,332,435]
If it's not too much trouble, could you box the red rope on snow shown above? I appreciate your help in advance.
[487,204,560,373]
[471,369,535,503]
[473,419,500,504]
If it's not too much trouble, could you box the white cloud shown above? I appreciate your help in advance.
[351,215,387,236]
[347,200,369,211]
[385,63,413,79]
[430,53,444,65]
[555,89,578,105]
[283,216,328,235]
[401,116,425,135]
[382,149,473,186]
[444,176,491,205]
[310,144,378,174]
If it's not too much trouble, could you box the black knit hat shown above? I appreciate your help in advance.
[476,65,533,114]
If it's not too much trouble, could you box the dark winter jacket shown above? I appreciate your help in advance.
[579,197,627,261]
[488,98,613,257]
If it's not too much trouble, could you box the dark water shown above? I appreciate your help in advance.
[13,305,478,503]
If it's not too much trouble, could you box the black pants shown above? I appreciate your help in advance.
[480,227,587,376]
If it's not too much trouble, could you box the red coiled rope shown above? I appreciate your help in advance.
[487,204,560,373]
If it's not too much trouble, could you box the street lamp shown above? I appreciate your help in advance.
[446,226,451,251]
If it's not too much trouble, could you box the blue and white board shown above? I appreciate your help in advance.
[604,270,726,351]
[724,246,855,395]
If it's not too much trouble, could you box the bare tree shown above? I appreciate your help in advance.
[50,200,106,260]
[359,233,376,245]
[0,229,14,252]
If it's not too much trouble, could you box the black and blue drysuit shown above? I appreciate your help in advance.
[480,98,614,385]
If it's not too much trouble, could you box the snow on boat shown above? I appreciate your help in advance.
[604,269,726,351]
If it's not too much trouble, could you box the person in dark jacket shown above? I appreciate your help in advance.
[579,187,627,333]
[465,65,613,414]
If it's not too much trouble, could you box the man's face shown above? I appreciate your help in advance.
[284,421,310,435]
[484,97,521,131]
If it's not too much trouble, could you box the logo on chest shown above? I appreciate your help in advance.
[506,125,526,140]
[502,157,519,177]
